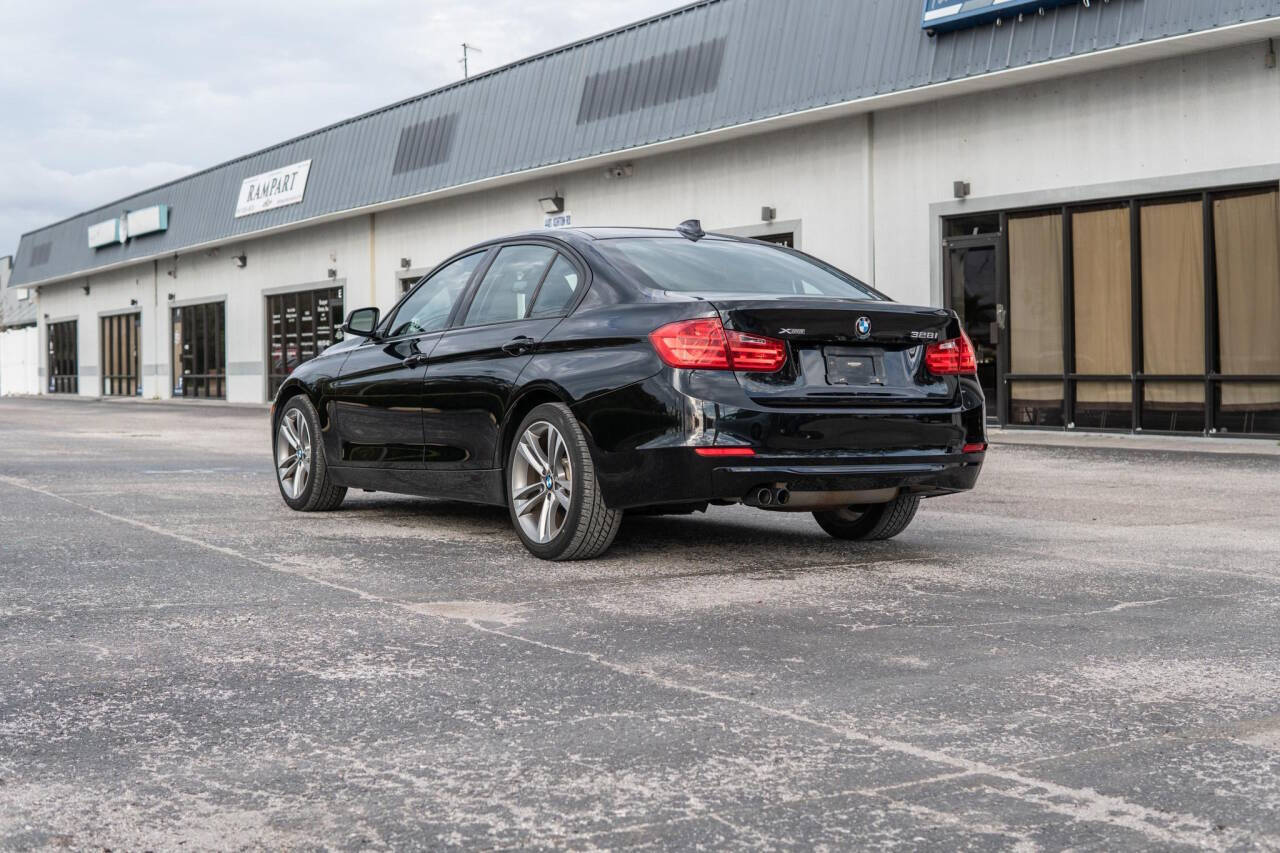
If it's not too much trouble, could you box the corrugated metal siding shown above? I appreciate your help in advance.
[13,0,1280,287]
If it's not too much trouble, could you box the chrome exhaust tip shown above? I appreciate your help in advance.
[774,487,791,506]
[752,486,774,507]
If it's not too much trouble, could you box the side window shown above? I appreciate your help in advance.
[463,245,556,327]
[528,255,581,319]
[389,252,484,337]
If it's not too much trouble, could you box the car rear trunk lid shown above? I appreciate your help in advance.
[711,297,962,407]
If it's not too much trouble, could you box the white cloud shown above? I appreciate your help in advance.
[0,0,684,255]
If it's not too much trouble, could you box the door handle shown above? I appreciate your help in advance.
[502,336,536,356]
[402,353,428,368]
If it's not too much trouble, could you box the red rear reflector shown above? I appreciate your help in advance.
[963,442,988,454]
[694,447,756,457]
[650,318,787,373]
[925,331,978,375]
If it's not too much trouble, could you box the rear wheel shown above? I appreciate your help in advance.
[274,395,346,512]
[507,403,621,560]
[813,495,919,541]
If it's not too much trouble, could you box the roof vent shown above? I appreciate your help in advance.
[676,220,705,242]
[577,38,727,124]
[392,113,459,175]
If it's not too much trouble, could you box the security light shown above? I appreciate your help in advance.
[761,206,777,222]
[327,268,338,279]
[539,196,565,215]
[233,254,247,268]
[400,257,412,269]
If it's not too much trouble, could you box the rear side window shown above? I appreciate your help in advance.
[598,238,881,300]
[528,255,581,318]
[464,245,556,327]
[389,252,484,337]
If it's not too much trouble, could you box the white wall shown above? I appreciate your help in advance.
[0,326,39,396]
[872,41,1280,306]
[370,115,873,310]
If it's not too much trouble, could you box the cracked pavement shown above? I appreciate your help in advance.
[1,396,1279,850]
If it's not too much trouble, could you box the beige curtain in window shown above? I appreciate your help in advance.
[1214,190,1280,407]
[1140,201,1204,405]
[1073,207,1131,403]
[1008,213,1063,403]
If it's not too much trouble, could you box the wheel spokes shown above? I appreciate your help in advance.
[518,432,549,475]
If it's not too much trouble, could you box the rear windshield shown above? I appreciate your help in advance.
[597,237,882,300]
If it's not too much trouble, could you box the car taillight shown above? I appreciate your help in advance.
[650,318,787,373]
[925,332,978,375]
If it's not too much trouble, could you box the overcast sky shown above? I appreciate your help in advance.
[0,0,684,256]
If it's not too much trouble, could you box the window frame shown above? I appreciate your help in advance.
[450,240,593,332]
[381,249,490,341]
[458,244,559,329]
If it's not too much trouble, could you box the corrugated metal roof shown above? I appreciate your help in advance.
[13,0,1280,287]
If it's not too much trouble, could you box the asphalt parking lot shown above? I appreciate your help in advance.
[2,397,1279,851]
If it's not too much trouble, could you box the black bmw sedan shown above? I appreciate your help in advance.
[270,222,986,560]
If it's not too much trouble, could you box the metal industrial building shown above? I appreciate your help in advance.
[9,0,1280,437]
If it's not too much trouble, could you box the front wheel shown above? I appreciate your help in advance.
[813,495,920,541]
[274,395,347,512]
[507,403,621,560]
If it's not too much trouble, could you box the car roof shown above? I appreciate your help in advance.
[494,226,750,244]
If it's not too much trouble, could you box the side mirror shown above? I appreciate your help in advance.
[342,307,381,339]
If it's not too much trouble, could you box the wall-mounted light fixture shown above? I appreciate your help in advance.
[400,257,412,269]
[761,206,777,222]
[82,283,91,296]
[167,293,175,301]
[327,268,338,280]
[129,298,138,307]
[539,195,565,215]
[233,254,247,268]
[953,181,971,199]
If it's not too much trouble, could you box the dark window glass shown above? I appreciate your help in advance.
[1142,383,1205,433]
[47,320,78,394]
[171,301,226,399]
[1009,382,1064,427]
[100,313,141,397]
[267,286,344,397]
[390,252,484,337]
[528,255,581,319]
[598,238,879,299]
[464,245,556,327]
[1215,383,1280,435]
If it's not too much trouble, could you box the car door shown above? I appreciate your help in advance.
[422,244,585,471]
[328,251,487,468]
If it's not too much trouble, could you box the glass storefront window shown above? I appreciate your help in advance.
[1073,381,1131,430]
[1009,382,1064,426]
[1142,383,1205,433]
[1215,383,1280,435]
[1072,207,1132,379]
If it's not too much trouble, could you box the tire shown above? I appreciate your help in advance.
[507,403,621,560]
[273,395,347,512]
[813,495,920,541]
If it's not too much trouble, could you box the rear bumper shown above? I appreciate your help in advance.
[575,372,987,510]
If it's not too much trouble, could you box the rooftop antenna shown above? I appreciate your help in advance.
[460,43,483,78]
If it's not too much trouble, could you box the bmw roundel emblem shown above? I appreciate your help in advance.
[855,316,872,339]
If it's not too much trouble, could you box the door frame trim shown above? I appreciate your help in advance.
[941,231,1008,425]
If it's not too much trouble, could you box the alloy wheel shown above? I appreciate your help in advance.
[510,420,573,544]
[276,408,312,499]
